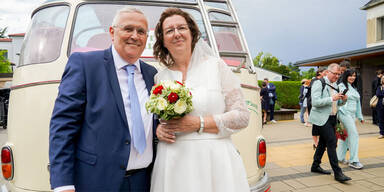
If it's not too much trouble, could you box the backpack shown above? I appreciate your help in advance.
[305,78,326,108]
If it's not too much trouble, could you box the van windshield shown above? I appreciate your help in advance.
[19,5,70,66]
[70,4,208,62]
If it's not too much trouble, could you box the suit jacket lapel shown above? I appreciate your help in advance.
[139,60,158,142]
[139,60,154,96]
[103,47,129,131]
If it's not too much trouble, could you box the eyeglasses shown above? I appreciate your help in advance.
[164,24,189,36]
[114,25,148,37]
[329,71,341,76]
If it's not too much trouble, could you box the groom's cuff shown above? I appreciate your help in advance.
[54,185,75,192]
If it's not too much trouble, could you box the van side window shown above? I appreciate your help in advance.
[19,6,69,66]
[213,26,243,52]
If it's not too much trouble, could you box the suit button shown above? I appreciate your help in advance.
[125,140,130,145]
[120,165,125,170]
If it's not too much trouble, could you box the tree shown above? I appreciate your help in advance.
[0,27,7,38]
[253,52,303,80]
[0,50,12,73]
[301,68,316,80]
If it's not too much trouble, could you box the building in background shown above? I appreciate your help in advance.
[0,33,25,68]
[0,33,23,87]
[295,0,384,115]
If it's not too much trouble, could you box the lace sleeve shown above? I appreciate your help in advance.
[213,59,250,136]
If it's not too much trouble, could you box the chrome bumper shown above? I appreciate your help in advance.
[250,172,270,192]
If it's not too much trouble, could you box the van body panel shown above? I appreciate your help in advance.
[7,84,59,190]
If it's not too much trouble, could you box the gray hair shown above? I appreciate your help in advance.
[111,6,146,27]
[328,63,340,71]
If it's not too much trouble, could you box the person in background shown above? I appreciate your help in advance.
[308,67,327,149]
[337,60,350,85]
[260,82,269,124]
[299,79,308,124]
[264,78,277,123]
[376,76,384,139]
[372,69,383,125]
[309,63,351,183]
[336,69,364,169]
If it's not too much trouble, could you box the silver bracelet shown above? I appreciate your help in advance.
[198,116,204,134]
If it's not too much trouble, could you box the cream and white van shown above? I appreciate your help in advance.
[1,0,269,191]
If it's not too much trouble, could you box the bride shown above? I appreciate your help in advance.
[151,8,250,192]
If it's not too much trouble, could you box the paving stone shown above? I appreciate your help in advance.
[263,114,384,191]
[291,185,341,192]
[368,177,384,187]
[268,167,299,177]
[282,179,306,189]
[291,165,312,173]
[360,157,383,165]
[266,161,281,169]
[296,175,338,187]
[342,170,376,180]
[331,181,374,192]
[362,167,384,177]
[354,180,384,191]
[270,181,294,192]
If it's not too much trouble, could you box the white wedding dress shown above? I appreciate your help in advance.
[150,40,250,192]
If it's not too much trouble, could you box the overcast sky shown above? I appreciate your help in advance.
[0,0,369,65]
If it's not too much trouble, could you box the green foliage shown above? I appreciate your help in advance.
[253,52,319,81]
[253,52,304,81]
[302,68,316,80]
[0,50,12,73]
[258,80,301,109]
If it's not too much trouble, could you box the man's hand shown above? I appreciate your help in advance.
[332,93,342,101]
[332,93,348,101]
[341,94,348,101]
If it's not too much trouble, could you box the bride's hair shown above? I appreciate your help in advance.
[153,8,201,67]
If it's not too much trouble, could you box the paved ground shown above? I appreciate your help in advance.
[263,113,384,192]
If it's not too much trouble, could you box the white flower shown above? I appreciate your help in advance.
[157,97,168,111]
[174,100,187,114]
[161,80,180,90]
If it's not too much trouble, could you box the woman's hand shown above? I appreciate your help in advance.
[156,123,176,143]
[361,120,364,124]
[161,115,200,133]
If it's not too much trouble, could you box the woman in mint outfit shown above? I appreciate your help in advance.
[336,69,364,169]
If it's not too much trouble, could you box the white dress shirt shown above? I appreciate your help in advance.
[112,46,153,170]
[54,47,153,192]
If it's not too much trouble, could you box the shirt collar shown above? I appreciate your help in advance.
[112,45,141,73]
[324,76,332,84]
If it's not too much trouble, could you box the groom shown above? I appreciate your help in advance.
[49,7,157,192]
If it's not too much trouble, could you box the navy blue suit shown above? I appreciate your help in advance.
[49,47,157,191]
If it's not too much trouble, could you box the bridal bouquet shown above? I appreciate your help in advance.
[145,80,193,120]
[335,121,348,141]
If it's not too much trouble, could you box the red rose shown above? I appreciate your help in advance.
[167,92,179,103]
[153,85,163,95]
[176,81,184,86]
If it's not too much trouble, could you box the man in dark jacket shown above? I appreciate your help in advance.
[372,69,383,125]
[264,78,277,123]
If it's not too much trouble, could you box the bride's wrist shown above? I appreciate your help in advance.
[197,116,204,134]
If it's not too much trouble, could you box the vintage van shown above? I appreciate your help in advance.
[1,0,270,191]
